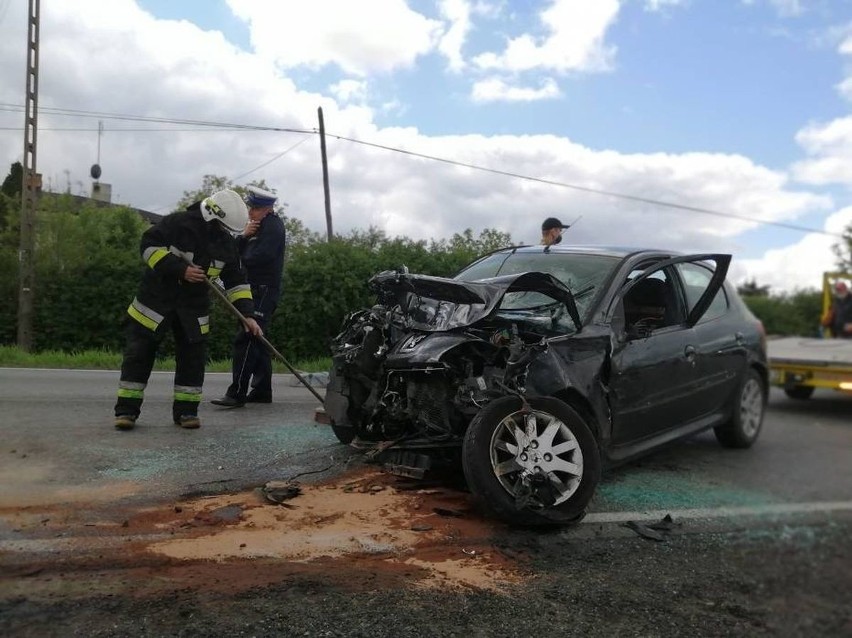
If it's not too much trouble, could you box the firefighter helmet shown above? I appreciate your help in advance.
[200,189,248,232]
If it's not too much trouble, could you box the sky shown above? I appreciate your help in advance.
[1,0,851,292]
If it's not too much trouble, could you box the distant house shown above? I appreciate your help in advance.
[41,192,162,225]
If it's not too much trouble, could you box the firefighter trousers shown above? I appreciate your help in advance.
[114,317,206,421]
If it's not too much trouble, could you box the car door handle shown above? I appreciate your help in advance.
[684,345,697,364]
[735,331,745,345]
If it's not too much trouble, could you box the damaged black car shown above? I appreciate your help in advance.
[321,246,768,526]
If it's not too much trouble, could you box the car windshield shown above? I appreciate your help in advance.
[455,251,620,320]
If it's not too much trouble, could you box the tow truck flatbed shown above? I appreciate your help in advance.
[768,337,852,397]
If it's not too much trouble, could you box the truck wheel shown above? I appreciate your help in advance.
[462,396,600,526]
[715,368,766,449]
[784,386,814,400]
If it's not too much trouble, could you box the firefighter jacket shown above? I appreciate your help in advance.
[236,212,286,289]
[127,204,254,342]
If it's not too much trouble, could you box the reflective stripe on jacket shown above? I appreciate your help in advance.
[127,204,254,340]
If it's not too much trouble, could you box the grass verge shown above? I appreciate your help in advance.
[0,345,331,374]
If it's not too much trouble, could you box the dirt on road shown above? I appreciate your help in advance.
[1,465,851,638]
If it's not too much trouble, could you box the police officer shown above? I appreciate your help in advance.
[114,189,262,431]
[213,185,286,407]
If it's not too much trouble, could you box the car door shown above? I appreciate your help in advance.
[607,254,731,445]
[673,261,745,418]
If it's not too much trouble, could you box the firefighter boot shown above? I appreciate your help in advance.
[114,414,138,431]
[174,415,201,429]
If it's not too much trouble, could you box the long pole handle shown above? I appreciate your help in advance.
[202,276,326,405]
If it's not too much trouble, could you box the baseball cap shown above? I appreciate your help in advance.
[542,217,570,232]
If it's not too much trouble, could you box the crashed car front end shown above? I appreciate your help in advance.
[322,269,607,524]
[324,270,581,444]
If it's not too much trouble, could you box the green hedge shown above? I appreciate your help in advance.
[0,196,508,362]
[2,194,826,359]
[741,291,823,338]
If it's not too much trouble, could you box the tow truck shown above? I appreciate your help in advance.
[768,272,852,399]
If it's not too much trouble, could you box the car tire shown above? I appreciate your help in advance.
[462,395,600,526]
[783,386,815,400]
[331,424,356,444]
[714,368,766,449]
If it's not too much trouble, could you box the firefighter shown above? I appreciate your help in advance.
[212,185,286,407]
[113,189,263,430]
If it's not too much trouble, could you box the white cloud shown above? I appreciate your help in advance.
[768,0,804,17]
[471,77,561,102]
[472,0,620,74]
[791,116,852,184]
[790,29,852,184]
[438,0,473,72]
[330,79,368,104]
[0,0,835,295]
[741,0,804,18]
[644,0,686,12]
[734,207,852,292]
[226,0,442,76]
[838,76,852,101]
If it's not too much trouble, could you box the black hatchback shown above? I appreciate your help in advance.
[323,246,768,526]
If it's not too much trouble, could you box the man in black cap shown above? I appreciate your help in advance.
[541,217,570,246]
[213,185,287,407]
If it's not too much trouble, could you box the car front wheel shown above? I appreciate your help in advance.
[714,368,766,448]
[462,396,600,526]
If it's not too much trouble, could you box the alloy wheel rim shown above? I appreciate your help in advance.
[489,409,584,507]
[739,378,764,438]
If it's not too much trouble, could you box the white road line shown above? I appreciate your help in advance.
[583,500,852,524]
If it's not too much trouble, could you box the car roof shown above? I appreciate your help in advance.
[492,244,679,259]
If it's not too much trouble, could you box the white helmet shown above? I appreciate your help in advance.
[200,189,248,232]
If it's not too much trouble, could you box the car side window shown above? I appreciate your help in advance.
[675,262,728,323]
[622,266,684,334]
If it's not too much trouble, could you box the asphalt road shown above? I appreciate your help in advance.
[2,368,852,637]
[0,367,850,519]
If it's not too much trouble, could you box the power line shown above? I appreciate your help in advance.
[0,126,275,132]
[145,135,312,213]
[233,135,312,181]
[0,102,313,134]
[327,132,844,239]
[1,102,841,238]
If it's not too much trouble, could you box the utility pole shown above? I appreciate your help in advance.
[317,107,333,241]
[17,0,41,351]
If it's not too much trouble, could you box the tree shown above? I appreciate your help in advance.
[284,217,322,248]
[833,220,852,271]
[173,175,281,214]
[0,161,23,234]
[737,279,770,297]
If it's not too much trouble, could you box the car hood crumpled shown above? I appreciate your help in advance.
[369,270,581,332]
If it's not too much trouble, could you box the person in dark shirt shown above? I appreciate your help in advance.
[213,186,286,407]
[826,281,852,338]
[540,217,571,246]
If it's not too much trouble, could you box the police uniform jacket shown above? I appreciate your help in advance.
[237,212,286,290]
[127,203,254,341]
